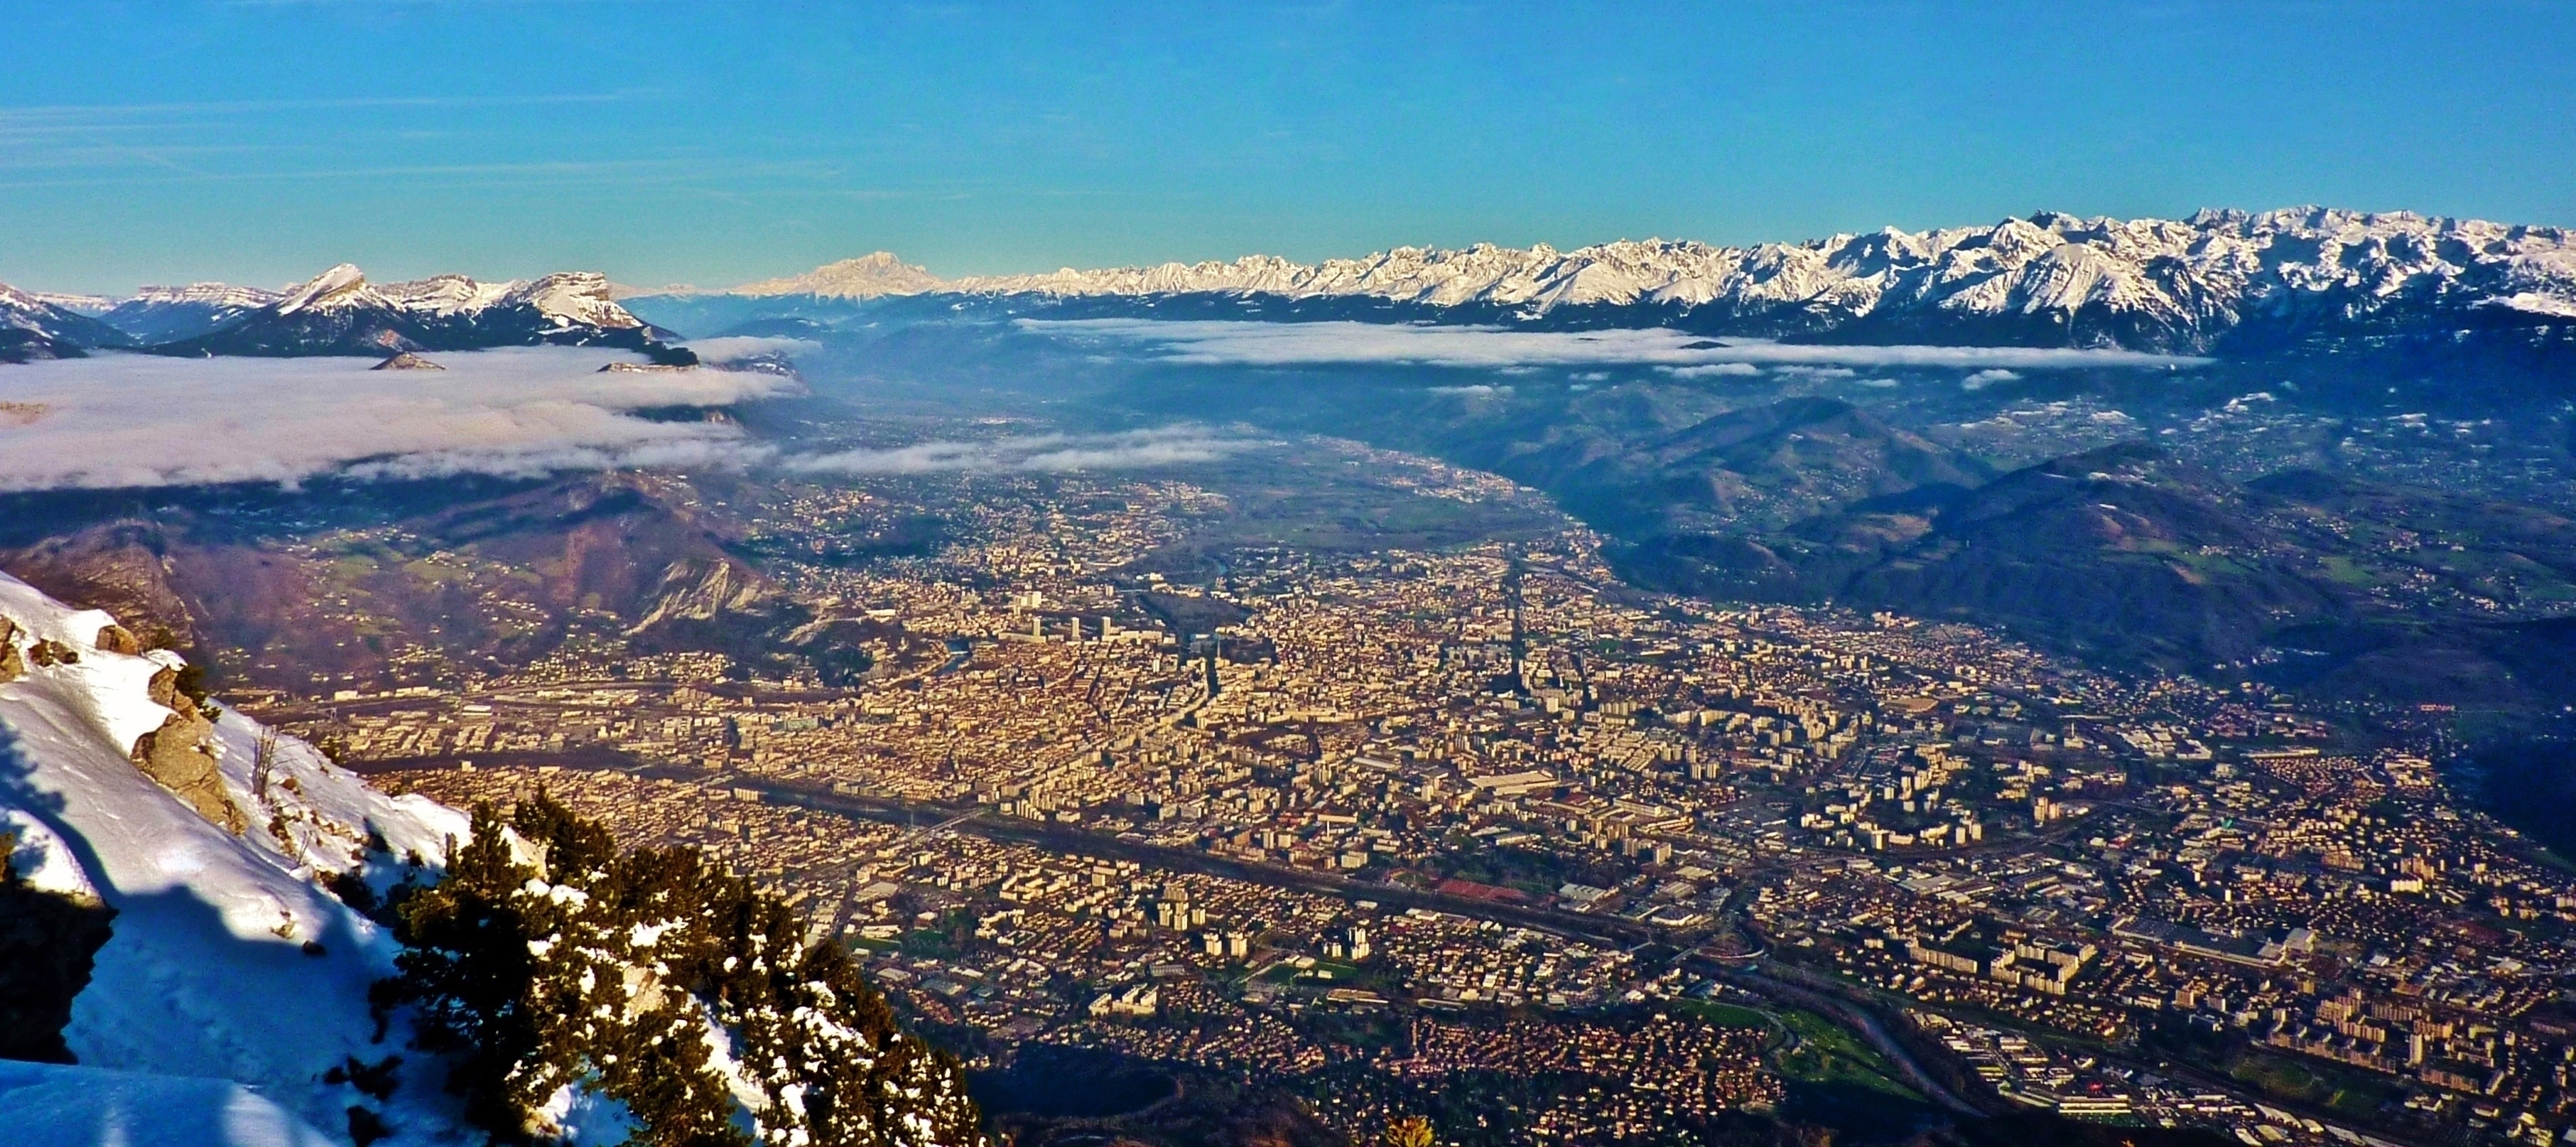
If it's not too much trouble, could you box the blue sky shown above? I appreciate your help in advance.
[2,1,2570,294]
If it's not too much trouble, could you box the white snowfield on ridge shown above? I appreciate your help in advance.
[125,283,288,309]
[0,571,475,1146]
[1,267,646,342]
[266,263,644,332]
[731,206,2576,334]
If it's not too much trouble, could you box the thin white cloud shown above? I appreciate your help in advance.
[679,335,820,362]
[1660,362,1763,378]
[1020,318,2212,371]
[789,426,1256,475]
[1961,368,2021,390]
[0,348,794,491]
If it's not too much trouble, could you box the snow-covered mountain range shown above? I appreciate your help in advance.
[15,207,2572,364]
[98,283,286,345]
[0,284,129,363]
[0,266,687,363]
[150,264,684,359]
[700,208,2576,354]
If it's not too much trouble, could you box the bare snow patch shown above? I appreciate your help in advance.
[1,809,96,900]
[0,1060,337,1147]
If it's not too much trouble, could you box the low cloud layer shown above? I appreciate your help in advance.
[678,335,822,362]
[1659,362,1763,378]
[0,348,795,491]
[789,426,1256,475]
[1023,318,2212,372]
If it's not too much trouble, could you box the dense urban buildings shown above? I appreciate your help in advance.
[200,441,2569,1147]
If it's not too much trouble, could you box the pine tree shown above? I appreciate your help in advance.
[381,794,985,1146]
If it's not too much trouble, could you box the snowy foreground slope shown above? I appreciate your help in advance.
[0,1060,337,1147]
[0,571,473,1146]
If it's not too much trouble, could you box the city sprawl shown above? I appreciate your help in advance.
[230,439,2576,1147]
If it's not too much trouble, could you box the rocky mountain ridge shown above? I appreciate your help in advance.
[0,265,687,362]
[154,264,685,358]
[98,282,286,344]
[0,284,130,363]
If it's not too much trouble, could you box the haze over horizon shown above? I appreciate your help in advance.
[4,1,2572,295]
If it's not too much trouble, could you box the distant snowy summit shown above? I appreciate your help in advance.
[733,249,948,298]
[703,207,2576,354]
[0,264,691,364]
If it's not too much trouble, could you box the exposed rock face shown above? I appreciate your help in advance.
[94,623,141,655]
[630,556,771,631]
[130,667,247,835]
[143,663,185,711]
[371,351,445,370]
[0,618,20,683]
[0,519,203,655]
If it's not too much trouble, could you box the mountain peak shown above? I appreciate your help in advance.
[733,251,946,298]
[137,265,668,358]
[271,262,369,316]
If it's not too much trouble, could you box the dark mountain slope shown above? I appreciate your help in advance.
[1827,445,2339,665]
[1565,397,1991,535]
[0,473,870,696]
[1622,443,2576,708]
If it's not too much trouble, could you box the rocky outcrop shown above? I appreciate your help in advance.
[0,618,20,684]
[130,667,247,835]
[94,623,141,655]
[629,556,771,632]
[372,351,444,370]
[143,663,185,711]
[0,519,205,656]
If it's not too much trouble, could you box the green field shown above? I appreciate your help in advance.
[1670,999,1773,1030]
[2227,1050,2399,1120]
[1772,1008,1922,1101]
